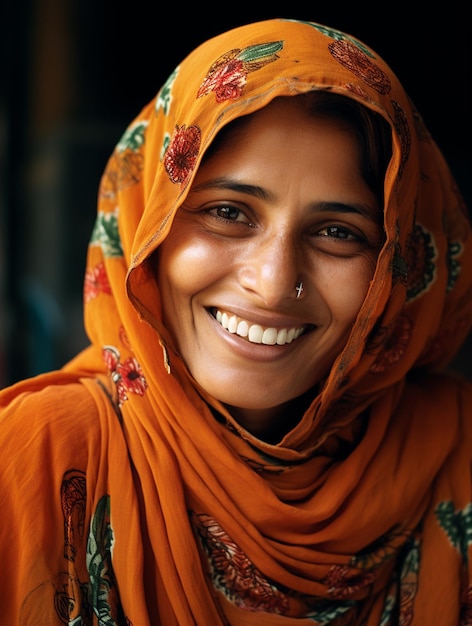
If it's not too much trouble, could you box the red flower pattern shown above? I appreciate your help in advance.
[197,42,283,103]
[370,314,412,374]
[406,224,436,301]
[102,346,147,405]
[116,357,147,398]
[328,39,391,95]
[398,580,416,626]
[84,262,112,303]
[198,57,247,102]
[460,581,472,625]
[164,124,201,185]
[324,564,375,599]
[102,345,119,372]
[193,513,289,614]
[99,150,144,199]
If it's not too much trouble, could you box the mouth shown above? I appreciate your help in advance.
[212,308,308,346]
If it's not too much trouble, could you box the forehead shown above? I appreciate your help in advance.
[202,96,363,167]
[188,104,379,219]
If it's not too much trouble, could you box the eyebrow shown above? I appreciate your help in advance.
[313,201,380,222]
[191,176,380,221]
[191,177,274,201]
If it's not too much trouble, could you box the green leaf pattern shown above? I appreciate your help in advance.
[447,241,463,292]
[90,209,123,258]
[86,495,117,625]
[379,537,420,624]
[116,120,148,154]
[236,41,284,62]
[155,67,178,116]
[288,19,374,57]
[305,600,355,623]
[436,500,472,561]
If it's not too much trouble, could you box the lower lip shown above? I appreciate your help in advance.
[208,312,304,362]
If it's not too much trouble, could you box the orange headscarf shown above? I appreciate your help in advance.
[1,18,472,625]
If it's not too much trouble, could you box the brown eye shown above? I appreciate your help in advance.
[207,204,253,225]
[318,225,357,241]
[215,206,240,220]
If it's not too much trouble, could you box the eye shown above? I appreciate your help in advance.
[211,205,241,220]
[207,204,253,225]
[317,224,360,241]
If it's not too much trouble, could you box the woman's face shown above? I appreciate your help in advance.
[156,97,384,436]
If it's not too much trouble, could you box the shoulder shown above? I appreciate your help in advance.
[0,373,105,468]
[0,371,100,419]
[404,370,472,411]
[401,371,472,451]
[396,371,472,441]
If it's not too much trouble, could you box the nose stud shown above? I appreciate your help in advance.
[295,281,304,299]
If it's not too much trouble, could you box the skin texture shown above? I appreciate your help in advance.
[156,97,385,441]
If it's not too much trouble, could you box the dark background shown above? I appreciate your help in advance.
[1,1,470,386]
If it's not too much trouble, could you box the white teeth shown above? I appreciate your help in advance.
[276,328,288,345]
[236,320,249,337]
[214,310,305,346]
[227,315,238,333]
[248,324,263,343]
[262,327,277,345]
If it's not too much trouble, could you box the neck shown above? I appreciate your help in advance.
[225,388,316,444]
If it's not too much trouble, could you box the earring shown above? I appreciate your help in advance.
[295,281,304,299]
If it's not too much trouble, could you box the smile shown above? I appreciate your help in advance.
[214,309,306,346]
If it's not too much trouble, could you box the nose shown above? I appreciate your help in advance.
[238,232,302,306]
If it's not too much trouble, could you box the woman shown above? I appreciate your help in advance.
[1,18,471,625]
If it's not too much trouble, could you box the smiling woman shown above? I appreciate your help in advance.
[153,95,388,436]
[1,17,472,625]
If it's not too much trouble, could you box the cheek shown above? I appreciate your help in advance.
[158,236,222,297]
[317,256,376,323]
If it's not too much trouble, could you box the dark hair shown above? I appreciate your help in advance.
[301,91,392,203]
[203,91,392,206]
